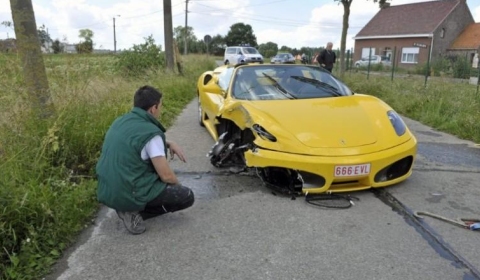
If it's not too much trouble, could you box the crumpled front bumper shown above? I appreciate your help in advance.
[244,137,417,194]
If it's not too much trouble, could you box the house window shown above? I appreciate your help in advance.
[362,48,375,58]
[440,28,445,38]
[383,47,392,60]
[401,47,419,64]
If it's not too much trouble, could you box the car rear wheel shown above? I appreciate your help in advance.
[224,60,229,65]
[198,97,205,127]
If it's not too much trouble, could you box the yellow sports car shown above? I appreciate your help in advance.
[197,63,417,194]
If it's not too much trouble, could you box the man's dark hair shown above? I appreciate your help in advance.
[134,85,163,110]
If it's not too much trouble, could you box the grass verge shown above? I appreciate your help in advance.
[0,53,216,280]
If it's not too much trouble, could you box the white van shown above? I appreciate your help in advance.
[224,46,264,65]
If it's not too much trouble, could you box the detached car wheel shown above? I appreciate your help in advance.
[198,98,205,127]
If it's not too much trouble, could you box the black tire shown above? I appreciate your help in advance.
[224,60,229,65]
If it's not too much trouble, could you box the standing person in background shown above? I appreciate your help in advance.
[317,42,336,73]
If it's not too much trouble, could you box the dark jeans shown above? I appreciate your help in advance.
[140,184,195,220]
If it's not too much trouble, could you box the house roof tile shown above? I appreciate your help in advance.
[355,0,459,38]
[449,23,480,50]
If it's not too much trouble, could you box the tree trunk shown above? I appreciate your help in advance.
[163,0,174,70]
[10,0,54,118]
[339,0,351,77]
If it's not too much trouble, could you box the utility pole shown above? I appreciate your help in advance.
[184,0,189,55]
[164,0,174,70]
[113,17,117,53]
[46,27,50,53]
[113,15,120,53]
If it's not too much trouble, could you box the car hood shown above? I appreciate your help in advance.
[248,97,377,148]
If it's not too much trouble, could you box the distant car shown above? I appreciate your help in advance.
[196,63,417,195]
[224,46,264,65]
[270,53,296,64]
[355,55,391,67]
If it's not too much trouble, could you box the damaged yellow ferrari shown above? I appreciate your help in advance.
[197,63,417,194]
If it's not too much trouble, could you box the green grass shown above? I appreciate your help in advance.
[0,52,216,280]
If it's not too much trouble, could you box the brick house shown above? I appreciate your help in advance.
[447,23,480,66]
[353,0,474,67]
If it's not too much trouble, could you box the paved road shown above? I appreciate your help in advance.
[47,98,480,280]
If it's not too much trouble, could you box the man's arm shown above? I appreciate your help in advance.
[317,50,325,65]
[151,156,179,185]
[166,141,187,162]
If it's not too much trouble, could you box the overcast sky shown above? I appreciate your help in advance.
[1,0,479,51]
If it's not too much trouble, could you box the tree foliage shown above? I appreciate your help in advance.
[258,42,278,58]
[37,24,52,46]
[279,45,292,53]
[76,28,94,53]
[75,41,93,53]
[174,25,204,54]
[209,34,226,56]
[225,23,257,47]
[51,39,63,54]
[79,28,94,42]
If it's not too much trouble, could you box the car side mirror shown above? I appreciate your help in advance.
[202,74,224,97]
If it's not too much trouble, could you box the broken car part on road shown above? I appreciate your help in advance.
[414,211,480,231]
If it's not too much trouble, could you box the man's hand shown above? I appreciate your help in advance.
[167,141,187,162]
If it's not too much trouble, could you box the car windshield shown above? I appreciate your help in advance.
[242,47,259,54]
[231,65,352,100]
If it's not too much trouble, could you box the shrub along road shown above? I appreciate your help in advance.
[44,96,480,280]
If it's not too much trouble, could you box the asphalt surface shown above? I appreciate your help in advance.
[47,96,480,280]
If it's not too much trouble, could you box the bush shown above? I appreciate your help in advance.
[430,56,450,76]
[115,35,165,75]
[452,55,471,79]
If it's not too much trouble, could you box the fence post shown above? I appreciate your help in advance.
[391,46,396,82]
[477,60,480,97]
[424,45,431,88]
[465,52,469,79]
[367,47,372,80]
[346,50,350,71]
[350,47,354,73]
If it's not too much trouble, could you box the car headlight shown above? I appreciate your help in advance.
[387,110,406,136]
[252,124,277,142]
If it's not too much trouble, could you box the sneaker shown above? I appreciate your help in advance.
[116,211,146,235]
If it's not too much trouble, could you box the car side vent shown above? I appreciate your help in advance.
[203,74,213,85]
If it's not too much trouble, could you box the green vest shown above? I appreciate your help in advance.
[96,107,168,212]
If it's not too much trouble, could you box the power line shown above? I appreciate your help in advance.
[191,2,365,29]
[190,10,364,30]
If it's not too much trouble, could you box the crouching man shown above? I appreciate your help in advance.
[96,85,194,235]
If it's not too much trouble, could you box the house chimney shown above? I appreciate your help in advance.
[380,2,391,9]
